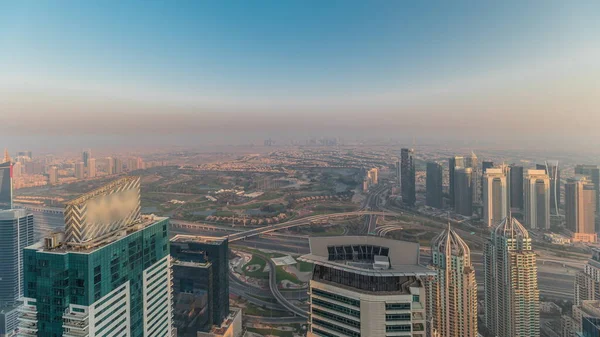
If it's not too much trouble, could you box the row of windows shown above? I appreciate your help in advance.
[385,303,410,310]
[312,308,360,328]
[312,288,360,307]
[312,327,339,337]
[386,324,411,332]
[313,318,360,337]
[385,313,411,321]
[312,298,360,318]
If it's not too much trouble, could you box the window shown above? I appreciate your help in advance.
[412,295,420,303]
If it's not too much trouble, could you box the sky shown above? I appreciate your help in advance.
[1,1,599,150]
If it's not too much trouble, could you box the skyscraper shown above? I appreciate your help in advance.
[428,225,478,337]
[47,166,59,185]
[0,209,34,336]
[524,169,551,230]
[396,158,401,186]
[0,162,13,210]
[301,236,435,337]
[483,168,508,227]
[82,149,91,167]
[482,161,494,174]
[465,152,479,203]
[74,161,85,179]
[537,161,560,215]
[454,167,473,216]
[484,214,539,337]
[575,248,600,306]
[401,148,416,206]
[575,165,600,213]
[20,177,173,337]
[449,156,465,206]
[171,235,229,329]
[565,177,597,243]
[426,162,443,208]
[87,158,96,178]
[510,165,524,210]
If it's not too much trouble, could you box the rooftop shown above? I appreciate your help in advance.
[66,176,140,206]
[300,236,435,277]
[27,215,167,254]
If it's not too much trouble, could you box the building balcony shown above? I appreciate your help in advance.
[63,327,90,337]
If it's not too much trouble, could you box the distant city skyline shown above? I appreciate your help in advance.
[1,1,599,149]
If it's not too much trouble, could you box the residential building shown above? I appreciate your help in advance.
[454,167,473,217]
[465,152,479,203]
[426,162,443,208]
[483,168,508,227]
[574,248,600,306]
[20,177,173,337]
[581,316,600,337]
[171,235,230,335]
[563,301,600,337]
[510,165,524,210]
[484,214,539,337]
[47,166,59,185]
[87,158,96,178]
[82,149,91,167]
[537,161,560,214]
[401,148,416,206]
[449,156,465,206]
[524,169,551,230]
[0,209,34,337]
[301,236,435,337]
[566,177,597,243]
[74,161,85,180]
[575,165,600,214]
[482,161,494,198]
[428,225,478,337]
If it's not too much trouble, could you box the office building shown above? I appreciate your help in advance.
[484,214,539,337]
[47,166,59,185]
[483,168,508,227]
[524,169,551,230]
[74,161,85,180]
[575,165,600,213]
[367,168,379,186]
[510,165,524,210]
[301,236,435,337]
[401,148,416,206]
[20,177,173,337]
[428,225,478,337]
[465,152,479,203]
[582,316,600,337]
[426,162,443,208]
[482,161,494,174]
[449,156,465,206]
[454,167,473,216]
[87,158,96,178]
[566,177,597,243]
[171,235,229,334]
[575,248,600,306]
[0,162,12,210]
[537,161,560,214]
[396,158,401,186]
[0,208,34,337]
[82,149,91,167]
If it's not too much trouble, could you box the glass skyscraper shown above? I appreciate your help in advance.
[20,177,172,337]
[401,148,416,206]
[0,162,12,210]
[426,162,443,208]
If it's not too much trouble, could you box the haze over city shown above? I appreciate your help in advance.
[2,1,600,152]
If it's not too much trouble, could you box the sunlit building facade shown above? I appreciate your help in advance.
[483,168,508,227]
[428,225,477,337]
[524,169,550,230]
[484,214,539,337]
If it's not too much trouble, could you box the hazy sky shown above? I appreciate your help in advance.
[1,1,599,149]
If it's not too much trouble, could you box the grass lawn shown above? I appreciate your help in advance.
[257,191,284,201]
[243,304,291,318]
[275,266,301,285]
[243,256,269,279]
[229,202,267,210]
[213,210,236,217]
[307,225,345,236]
[297,261,314,273]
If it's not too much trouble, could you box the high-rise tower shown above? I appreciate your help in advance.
[484,214,540,337]
[537,161,560,215]
[575,165,600,214]
[428,225,478,337]
[454,167,473,216]
[510,165,525,210]
[301,236,435,337]
[483,168,508,227]
[565,177,597,243]
[401,148,416,206]
[449,156,465,206]
[426,162,443,208]
[465,152,479,203]
[524,169,551,230]
[0,162,13,210]
[20,177,173,337]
